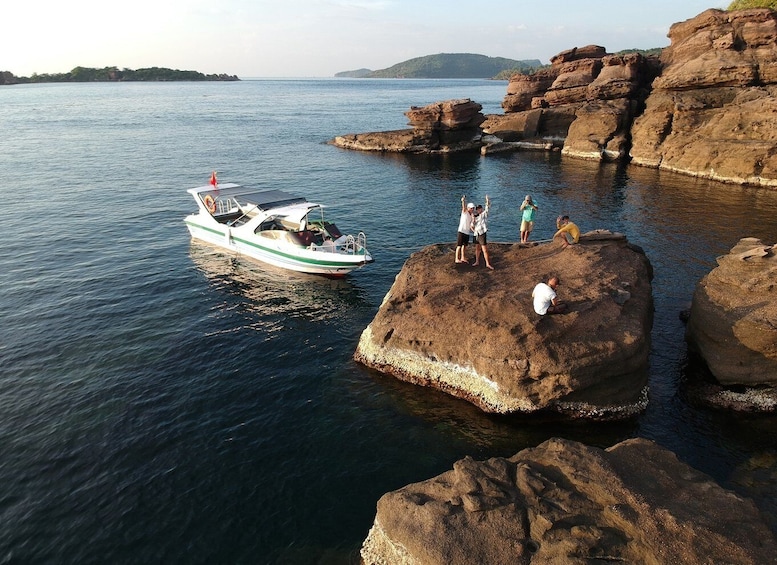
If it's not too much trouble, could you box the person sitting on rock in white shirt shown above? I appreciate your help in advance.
[532,276,568,315]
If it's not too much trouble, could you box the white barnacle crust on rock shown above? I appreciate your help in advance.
[356,326,534,413]
[354,232,654,419]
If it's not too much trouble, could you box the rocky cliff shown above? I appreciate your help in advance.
[485,8,777,186]
[630,8,777,187]
[331,8,777,184]
[482,45,659,160]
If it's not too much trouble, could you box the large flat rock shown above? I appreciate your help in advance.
[354,232,653,419]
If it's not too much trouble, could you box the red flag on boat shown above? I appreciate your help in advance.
[209,171,218,187]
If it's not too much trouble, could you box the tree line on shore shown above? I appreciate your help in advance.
[0,66,239,85]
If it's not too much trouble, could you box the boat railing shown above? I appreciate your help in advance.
[340,235,355,254]
[215,199,231,215]
[339,233,368,255]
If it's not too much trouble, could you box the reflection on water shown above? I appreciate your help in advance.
[188,241,368,327]
[362,368,637,456]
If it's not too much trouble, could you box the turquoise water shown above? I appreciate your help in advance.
[1,79,776,563]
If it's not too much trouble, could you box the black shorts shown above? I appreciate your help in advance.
[475,233,487,245]
[457,232,470,246]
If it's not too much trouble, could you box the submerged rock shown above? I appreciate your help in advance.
[354,232,653,419]
[360,437,777,565]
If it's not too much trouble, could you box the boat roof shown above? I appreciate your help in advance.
[188,184,310,210]
[187,183,325,222]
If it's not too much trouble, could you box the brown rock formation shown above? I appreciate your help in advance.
[485,46,657,161]
[330,98,485,153]
[630,8,777,187]
[502,69,558,113]
[685,237,777,389]
[544,58,604,107]
[331,8,777,184]
[361,437,777,565]
[353,232,653,419]
[405,98,485,130]
[550,45,608,65]
[328,129,437,153]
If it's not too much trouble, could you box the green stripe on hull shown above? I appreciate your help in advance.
[185,220,369,269]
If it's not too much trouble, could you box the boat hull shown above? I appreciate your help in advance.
[185,216,371,276]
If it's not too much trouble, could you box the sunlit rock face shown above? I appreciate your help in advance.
[331,98,485,153]
[686,238,777,386]
[354,232,653,419]
[361,437,777,565]
[630,8,777,187]
[490,45,657,162]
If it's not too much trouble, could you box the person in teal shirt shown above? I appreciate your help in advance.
[520,195,538,243]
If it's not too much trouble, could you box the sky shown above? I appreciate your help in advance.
[4,0,729,78]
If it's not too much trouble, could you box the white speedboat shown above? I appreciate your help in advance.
[184,181,373,276]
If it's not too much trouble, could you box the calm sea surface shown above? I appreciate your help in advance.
[1,79,777,564]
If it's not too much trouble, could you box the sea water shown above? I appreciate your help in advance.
[1,79,776,564]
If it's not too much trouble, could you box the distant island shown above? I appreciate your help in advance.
[0,66,240,85]
[335,53,543,79]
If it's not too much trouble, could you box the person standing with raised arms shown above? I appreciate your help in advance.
[471,196,494,270]
[455,195,475,264]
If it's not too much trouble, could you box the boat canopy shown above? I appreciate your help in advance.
[188,183,332,228]
[188,184,308,211]
[245,190,309,211]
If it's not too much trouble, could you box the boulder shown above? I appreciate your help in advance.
[405,98,485,130]
[630,8,777,186]
[587,54,644,100]
[561,98,634,161]
[353,232,653,419]
[550,44,608,65]
[483,104,581,145]
[685,237,777,388]
[361,437,777,565]
[330,98,485,153]
[544,58,604,106]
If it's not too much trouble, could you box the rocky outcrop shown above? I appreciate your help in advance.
[685,238,777,410]
[486,8,777,185]
[484,46,658,161]
[361,437,777,565]
[330,9,777,184]
[353,232,653,419]
[330,98,485,153]
[630,8,777,187]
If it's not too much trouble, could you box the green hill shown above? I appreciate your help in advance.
[358,53,543,79]
[335,68,373,78]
